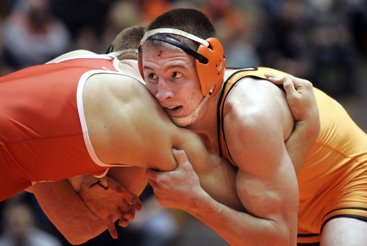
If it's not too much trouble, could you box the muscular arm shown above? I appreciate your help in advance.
[32,73,175,243]
[172,128,243,211]
[30,167,146,245]
[30,180,105,245]
[224,113,298,245]
[29,70,187,244]
[193,81,298,245]
[148,133,297,246]
[147,79,298,246]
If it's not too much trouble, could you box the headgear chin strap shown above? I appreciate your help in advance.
[170,94,210,127]
[139,28,225,97]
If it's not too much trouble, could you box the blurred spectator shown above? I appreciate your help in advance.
[50,0,114,53]
[259,0,359,97]
[307,0,358,96]
[258,0,312,78]
[1,0,71,71]
[200,0,262,68]
[0,197,62,246]
[225,36,262,68]
[345,0,367,57]
[102,1,141,54]
[200,0,246,48]
[0,1,9,76]
[261,0,285,19]
[140,0,172,25]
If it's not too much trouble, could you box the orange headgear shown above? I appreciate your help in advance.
[138,28,226,97]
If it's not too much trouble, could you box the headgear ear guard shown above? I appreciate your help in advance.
[138,28,226,97]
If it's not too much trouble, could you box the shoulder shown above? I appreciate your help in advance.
[85,72,147,104]
[223,77,286,126]
[46,50,97,64]
[222,77,293,149]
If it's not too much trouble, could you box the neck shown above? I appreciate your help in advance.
[187,91,221,154]
[117,59,144,82]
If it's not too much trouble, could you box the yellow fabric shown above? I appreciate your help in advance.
[218,67,367,244]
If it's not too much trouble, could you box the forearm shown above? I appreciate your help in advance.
[286,118,319,176]
[150,146,295,245]
[186,191,293,246]
[267,75,320,175]
[31,180,107,245]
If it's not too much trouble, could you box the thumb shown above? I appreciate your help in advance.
[264,73,283,84]
[172,149,187,168]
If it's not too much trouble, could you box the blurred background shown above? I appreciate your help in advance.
[0,0,366,245]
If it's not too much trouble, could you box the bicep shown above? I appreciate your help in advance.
[225,113,298,231]
[234,147,298,220]
[233,136,299,241]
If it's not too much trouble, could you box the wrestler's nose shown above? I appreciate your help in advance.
[156,80,174,101]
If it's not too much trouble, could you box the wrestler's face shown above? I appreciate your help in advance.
[141,44,204,119]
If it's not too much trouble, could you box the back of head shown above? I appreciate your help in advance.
[112,25,146,51]
[109,25,146,59]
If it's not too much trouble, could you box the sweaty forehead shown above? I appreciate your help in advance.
[141,44,194,64]
[141,41,182,55]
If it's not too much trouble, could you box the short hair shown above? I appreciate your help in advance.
[111,25,146,52]
[146,8,217,50]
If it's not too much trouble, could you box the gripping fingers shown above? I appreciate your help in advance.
[264,73,285,84]
[122,208,135,221]
[109,181,143,211]
[122,191,142,211]
[172,149,188,166]
[131,196,143,211]
[118,219,129,227]
[118,208,136,227]
[265,73,299,96]
[104,215,118,239]
[282,76,298,96]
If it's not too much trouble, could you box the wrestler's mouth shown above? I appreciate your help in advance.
[164,105,183,116]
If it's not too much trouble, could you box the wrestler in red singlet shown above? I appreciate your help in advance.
[0,54,131,201]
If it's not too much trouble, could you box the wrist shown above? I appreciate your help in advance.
[294,117,320,141]
[183,190,216,214]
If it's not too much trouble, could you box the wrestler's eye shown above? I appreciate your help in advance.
[172,71,183,79]
[148,73,158,82]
